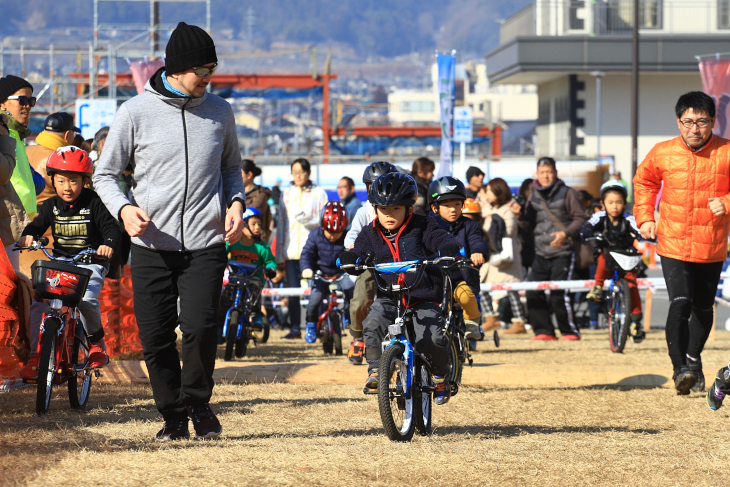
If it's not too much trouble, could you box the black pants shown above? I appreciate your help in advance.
[285,260,302,332]
[131,244,227,422]
[662,256,723,370]
[526,254,580,337]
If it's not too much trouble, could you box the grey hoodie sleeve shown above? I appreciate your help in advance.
[92,105,134,220]
[344,206,371,248]
[220,106,244,206]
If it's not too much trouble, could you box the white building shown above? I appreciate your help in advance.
[486,0,730,177]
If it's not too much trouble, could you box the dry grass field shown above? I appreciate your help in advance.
[2,329,730,486]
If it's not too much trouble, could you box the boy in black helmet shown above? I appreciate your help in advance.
[339,172,461,405]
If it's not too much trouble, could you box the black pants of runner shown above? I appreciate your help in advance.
[131,244,227,422]
[285,259,302,332]
[526,254,579,337]
[662,256,723,370]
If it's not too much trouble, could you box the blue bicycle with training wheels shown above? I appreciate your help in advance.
[341,253,462,442]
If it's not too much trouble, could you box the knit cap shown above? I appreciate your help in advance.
[0,75,33,103]
[165,22,217,74]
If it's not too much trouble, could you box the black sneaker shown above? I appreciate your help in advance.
[156,420,190,441]
[280,330,301,340]
[185,404,222,439]
[688,361,705,393]
[707,381,726,411]
[673,366,697,396]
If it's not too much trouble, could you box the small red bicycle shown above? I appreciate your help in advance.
[16,238,105,415]
[313,272,348,355]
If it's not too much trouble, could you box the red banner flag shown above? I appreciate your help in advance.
[699,58,730,138]
[128,59,164,95]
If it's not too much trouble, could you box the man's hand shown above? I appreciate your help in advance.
[120,205,150,237]
[470,252,484,266]
[709,197,727,217]
[96,245,115,258]
[18,235,33,248]
[640,221,656,240]
[224,201,245,244]
[549,231,567,248]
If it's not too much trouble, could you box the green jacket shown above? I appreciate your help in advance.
[3,111,36,218]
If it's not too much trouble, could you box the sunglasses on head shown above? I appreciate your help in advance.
[191,63,218,77]
[5,95,36,107]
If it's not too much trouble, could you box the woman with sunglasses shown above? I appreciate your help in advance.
[0,75,40,271]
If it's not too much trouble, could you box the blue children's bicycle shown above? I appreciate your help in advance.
[222,261,269,360]
[342,253,462,442]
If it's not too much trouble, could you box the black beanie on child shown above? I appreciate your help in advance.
[165,22,218,74]
[0,75,33,103]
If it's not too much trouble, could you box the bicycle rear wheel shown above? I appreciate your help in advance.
[330,311,343,356]
[69,328,92,409]
[414,360,432,436]
[378,343,415,442]
[446,333,463,395]
[36,318,60,415]
[224,310,240,361]
[608,279,631,353]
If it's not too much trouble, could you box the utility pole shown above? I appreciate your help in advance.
[631,0,640,186]
[246,6,256,46]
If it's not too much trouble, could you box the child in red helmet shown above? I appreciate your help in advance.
[19,146,120,379]
[300,201,353,344]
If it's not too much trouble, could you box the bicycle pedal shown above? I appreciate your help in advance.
[93,369,103,378]
[362,387,378,395]
[22,378,37,384]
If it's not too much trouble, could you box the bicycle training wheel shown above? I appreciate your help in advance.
[330,311,343,356]
[69,329,92,409]
[224,309,240,361]
[36,318,60,415]
[378,343,415,442]
[414,360,432,436]
[251,315,270,343]
[608,280,631,353]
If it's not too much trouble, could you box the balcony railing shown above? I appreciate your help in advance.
[500,0,730,41]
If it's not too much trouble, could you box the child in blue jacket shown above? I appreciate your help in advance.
[428,177,490,342]
[300,202,353,344]
[339,172,461,406]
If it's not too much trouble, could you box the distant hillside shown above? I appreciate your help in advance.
[0,0,530,57]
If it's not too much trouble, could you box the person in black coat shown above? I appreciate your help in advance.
[339,172,460,406]
[428,177,490,341]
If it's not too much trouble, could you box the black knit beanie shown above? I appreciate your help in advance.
[0,75,33,103]
[165,22,217,74]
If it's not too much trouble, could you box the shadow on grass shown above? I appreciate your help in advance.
[434,424,662,437]
[213,363,317,383]
[215,396,367,409]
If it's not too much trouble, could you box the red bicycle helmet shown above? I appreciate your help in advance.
[46,146,93,178]
[321,201,347,232]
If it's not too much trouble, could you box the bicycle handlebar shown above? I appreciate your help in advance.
[13,239,106,264]
[313,271,348,282]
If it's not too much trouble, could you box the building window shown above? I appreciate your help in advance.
[568,0,585,30]
[399,101,435,113]
[720,0,730,29]
[606,0,662,31]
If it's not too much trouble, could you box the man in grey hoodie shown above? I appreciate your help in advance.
[93,22,245,441]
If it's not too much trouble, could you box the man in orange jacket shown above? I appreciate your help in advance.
[634,91,730,395]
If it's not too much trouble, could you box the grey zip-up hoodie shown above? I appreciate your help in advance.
[93,68,245,252]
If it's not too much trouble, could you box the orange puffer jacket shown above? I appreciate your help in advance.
[633,135,730,263]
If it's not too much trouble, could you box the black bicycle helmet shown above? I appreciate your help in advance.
[428,176,467,206]
[368,172,418,207]
[363,161,398,184]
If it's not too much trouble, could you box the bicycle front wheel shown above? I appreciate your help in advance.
[330,311,343,356]
[414,360,432,436]
[378,343,415,442]
[36,318,60,415]
[446,334,463,395]
[608,279,631,353]
[235,314,249,358]
[69,328,92,409]
[224,309,240,361]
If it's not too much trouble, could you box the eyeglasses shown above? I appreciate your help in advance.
[680,118,712,129]
[292,171,308,177]
[5,96,36,107]
[191,63,218,77]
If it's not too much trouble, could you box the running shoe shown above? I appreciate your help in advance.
[304,322,317,344]
[707,380,726,411]
[280,329,301,340]
[19,354,39,380]
[88,339,110,369]
[688,360,705,393]
[156,419,190,441]
[433,375,451,405]
[186,404,222,439]
[363,368,378,393]
[673,366,696,396]
[560,334,581,341]
[532,334,558,341]
[630,322,645,344]
[348,339,365,365]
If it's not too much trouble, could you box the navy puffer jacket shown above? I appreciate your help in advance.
[430,213,490,294]
[300,227,346,276]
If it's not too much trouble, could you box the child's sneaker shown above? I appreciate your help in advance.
[304,322,317,344]
[348,339,365,365]
[19,354,39,380]
[464,319,481,341]
[707,381,726,410]
[586,284,603,301]
[630,322,645,344]
[88,339,109,369]
[433,375,451,405]
[363,368,378,393]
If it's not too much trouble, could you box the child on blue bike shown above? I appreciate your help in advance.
[428,176,489,342]
[339,172,462,405]
[300,201,353,344]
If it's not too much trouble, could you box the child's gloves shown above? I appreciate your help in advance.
[439,244,461,257]
[264,267,277,279]
[338,251,365,276]
[301,268,313,279]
